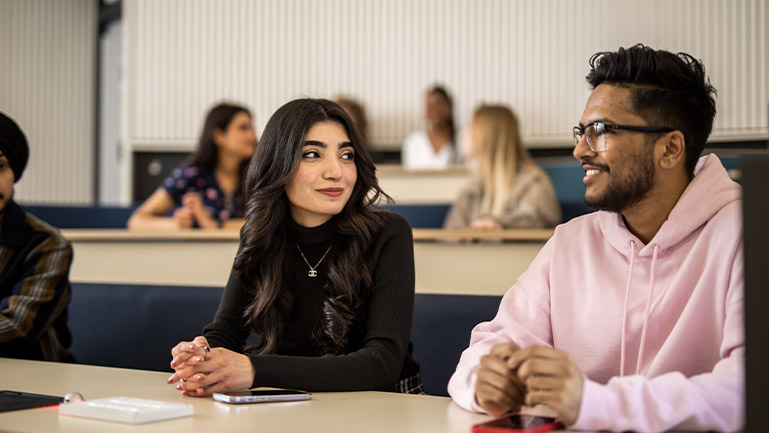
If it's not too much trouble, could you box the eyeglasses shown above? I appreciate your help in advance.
[573,122,674,152]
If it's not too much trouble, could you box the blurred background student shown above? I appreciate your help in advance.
[0,112,73,362]
[167,98,423,396]
[334,96,369,147]
[401,85,459,170]
[444,105,561,230]
[128,103,256,230]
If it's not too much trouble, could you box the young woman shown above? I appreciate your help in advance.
[127,103,256,230]
[444,105,561,229]
[401,85,458,170]
[167,98,422,395]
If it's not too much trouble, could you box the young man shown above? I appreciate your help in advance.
[0,112,73,361]
[448,45,743,432]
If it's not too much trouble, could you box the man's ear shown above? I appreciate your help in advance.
[658,130,686,170]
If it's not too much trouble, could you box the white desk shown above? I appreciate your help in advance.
[0,358,491,433]
[62,229,552,296]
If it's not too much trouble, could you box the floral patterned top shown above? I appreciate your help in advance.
[162,164,245,223]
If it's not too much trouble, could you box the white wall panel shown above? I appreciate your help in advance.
[99,21,123,205]
[0,0,96,204]
[125,0,769,153]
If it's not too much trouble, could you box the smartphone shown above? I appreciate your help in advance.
[212,389,311,404]
[471,414,563,433]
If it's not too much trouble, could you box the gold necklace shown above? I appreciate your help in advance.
[295,243,332,278]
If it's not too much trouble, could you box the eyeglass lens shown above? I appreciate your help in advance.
[573,123,606,151]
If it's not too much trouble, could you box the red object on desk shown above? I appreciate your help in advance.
[471,414,563,433]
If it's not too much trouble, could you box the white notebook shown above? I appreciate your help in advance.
[59,396,194,424]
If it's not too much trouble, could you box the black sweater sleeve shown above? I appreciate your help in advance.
[202,266,252,352]
[204,213,416,392]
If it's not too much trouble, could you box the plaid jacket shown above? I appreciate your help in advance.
[0,200,73,361]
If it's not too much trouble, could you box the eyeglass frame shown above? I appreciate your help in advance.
[573,121,675,152]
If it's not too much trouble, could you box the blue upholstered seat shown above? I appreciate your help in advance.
[67,283,502,396]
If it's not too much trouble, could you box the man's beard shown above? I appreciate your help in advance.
[584,148,656,213]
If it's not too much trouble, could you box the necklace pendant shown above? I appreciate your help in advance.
[295,242,330,279]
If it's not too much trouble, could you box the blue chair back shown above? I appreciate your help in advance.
[410,293,502,396]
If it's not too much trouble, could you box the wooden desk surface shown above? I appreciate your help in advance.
[412,228,553,241]
[61,228,554,242]
[61,229,551,295]
[0,358,491,433]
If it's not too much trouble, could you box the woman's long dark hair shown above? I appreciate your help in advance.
[234,98,390,355]
[187,103,252,196]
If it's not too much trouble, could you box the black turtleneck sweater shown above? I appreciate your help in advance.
[203,211,420,392]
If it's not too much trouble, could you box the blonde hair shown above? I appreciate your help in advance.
[471,105,532,217]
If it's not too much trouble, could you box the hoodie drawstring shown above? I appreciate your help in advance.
[619,240,636,377]
[635,244,659,375]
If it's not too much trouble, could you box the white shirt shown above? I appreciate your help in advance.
[401,131,455,170]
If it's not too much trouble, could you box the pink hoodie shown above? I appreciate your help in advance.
[448,154,744,432]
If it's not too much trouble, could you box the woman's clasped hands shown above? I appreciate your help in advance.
[168,336,255,397]
[171,193,219,230]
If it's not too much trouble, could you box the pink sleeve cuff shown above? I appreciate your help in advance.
[570,377,619,431]
[448,366,488,414]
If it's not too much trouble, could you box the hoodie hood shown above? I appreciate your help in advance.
[598,154,741,258]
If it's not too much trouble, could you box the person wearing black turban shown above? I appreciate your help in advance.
[0,112,74,362]
[0,112,30,184]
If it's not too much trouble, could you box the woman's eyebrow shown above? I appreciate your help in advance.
[303,141,353,148]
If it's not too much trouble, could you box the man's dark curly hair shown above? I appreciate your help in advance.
[586,44,717,177]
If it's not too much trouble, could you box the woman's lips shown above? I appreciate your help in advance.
[317,188,344,197]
